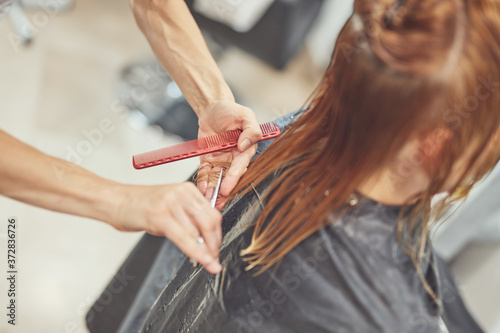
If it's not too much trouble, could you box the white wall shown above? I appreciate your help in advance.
[306,0,354,69]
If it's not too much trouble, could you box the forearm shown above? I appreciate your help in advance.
[131,0,234,115]
[0,129,120,224]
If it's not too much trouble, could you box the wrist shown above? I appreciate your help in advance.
[92,180,128,228]
[193,95,234,116]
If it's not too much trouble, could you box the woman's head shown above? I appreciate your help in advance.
[233,0,500,276]
[329,0,500,196]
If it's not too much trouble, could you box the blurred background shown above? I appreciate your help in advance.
[0,0,498,332]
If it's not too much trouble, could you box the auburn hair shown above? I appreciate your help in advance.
[231,0,500,295]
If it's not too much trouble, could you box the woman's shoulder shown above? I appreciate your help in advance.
[211,196,440,332]
[218,218,440,333]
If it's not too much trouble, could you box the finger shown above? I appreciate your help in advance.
[196,162,212,195]
[168,224,222,275]
[203,259,223,275]
[187,182,223,249]
[198,160,219,198]
[198,156,222,199]
[215,196,229,210]
[192,212,222,260]
[205,164,225,200]
[205,185,215,201]
[187,193,223,259]
[198,180,208,195]
[237,110,262,152]
[170,204,201,241]
[220,146,256,196]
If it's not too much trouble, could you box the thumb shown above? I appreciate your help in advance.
[236,109,262,152]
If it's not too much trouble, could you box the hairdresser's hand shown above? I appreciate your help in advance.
[111,182,223,274]
[197,100,262,208]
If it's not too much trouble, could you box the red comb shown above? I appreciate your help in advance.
[133,122,280,169]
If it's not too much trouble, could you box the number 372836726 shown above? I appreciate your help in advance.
[7,218,16,270]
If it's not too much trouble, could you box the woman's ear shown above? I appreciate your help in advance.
[420,127,452,156]
[419,127,453,174]
[492,126,500,145]
[485,125,500,159]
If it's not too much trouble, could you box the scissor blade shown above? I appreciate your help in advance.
[210,169,224,208]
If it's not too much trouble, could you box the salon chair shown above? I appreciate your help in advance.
[122,0,324,141]
[433,162,500,261]
[186,0,324,70]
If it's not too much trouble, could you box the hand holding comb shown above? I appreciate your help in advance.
[133,122,280,169]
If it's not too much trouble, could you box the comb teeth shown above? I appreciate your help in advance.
[260,122,277,134]
[205,129,241,148]
[260,122,279,138]
[206,123,277,148]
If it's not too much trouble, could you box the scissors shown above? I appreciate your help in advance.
[209,169,224,208]
[190,169,223,267]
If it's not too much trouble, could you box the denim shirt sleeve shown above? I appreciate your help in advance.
[254,109,303,158]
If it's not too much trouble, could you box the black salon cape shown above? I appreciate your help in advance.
[87,112,483,333]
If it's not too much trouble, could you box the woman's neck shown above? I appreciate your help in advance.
[357,141,431,206]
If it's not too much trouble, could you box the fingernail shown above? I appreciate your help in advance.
[240,138,251,151]
[198,181,207,194]
[207,260,222,273]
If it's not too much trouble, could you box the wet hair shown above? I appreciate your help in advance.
[232,0,500,300]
